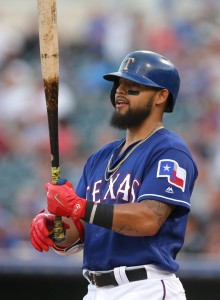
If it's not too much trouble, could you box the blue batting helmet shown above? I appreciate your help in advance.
[103,50,180,112]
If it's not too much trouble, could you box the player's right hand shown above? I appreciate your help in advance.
[30,210,69,252]
[45,179,87,220]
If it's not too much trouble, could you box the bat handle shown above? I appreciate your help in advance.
[52,216,66,242]
[51,167,66,242]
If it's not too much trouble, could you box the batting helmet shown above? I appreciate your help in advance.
[103,50,180,112]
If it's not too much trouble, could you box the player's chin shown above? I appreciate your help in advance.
[115,106,129,116]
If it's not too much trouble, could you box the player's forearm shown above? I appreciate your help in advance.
[112,202,160,236]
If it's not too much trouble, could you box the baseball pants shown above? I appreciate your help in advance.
[83,265,186,300]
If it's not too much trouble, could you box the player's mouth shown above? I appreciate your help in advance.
[115,96,129,108]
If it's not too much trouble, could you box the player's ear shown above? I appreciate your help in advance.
[155,89,169,108]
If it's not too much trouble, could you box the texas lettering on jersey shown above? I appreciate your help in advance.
[86,173,141,203]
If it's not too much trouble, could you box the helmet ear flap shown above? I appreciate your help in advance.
[165,94,173,112]
[110,81,119,107]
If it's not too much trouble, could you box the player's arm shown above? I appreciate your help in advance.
[45,179,174,237]
[111,200,174,236]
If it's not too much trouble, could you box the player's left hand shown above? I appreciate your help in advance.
[45,178,87,220]
[30,209,70,252]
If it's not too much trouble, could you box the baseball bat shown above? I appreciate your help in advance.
[37,0,65,242]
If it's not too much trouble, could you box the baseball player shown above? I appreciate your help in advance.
[30,50,198,299]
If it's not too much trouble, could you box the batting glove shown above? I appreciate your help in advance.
[45,178,87,220]
[30,209,70,252]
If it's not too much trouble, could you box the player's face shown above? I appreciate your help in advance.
[110,78,159,129]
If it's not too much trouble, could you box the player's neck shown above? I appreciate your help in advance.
[120,121,164,154]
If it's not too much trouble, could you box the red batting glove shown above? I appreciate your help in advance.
[45,180,87,220]
[30,210,70,252]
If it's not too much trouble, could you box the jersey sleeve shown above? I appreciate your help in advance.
[137,149,198,214]
[76,158,91,198]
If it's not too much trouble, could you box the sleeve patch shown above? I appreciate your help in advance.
[157,159,186,192]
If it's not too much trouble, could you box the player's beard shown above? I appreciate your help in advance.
[110,97,154,130]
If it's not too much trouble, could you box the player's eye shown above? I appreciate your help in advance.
[118,80,143,95]
[127,83,142,95]
[127,90,140,95]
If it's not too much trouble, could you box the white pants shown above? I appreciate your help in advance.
[83,265,186,300]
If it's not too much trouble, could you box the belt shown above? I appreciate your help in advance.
[87,268,148,287]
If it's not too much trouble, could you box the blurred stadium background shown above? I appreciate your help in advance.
[1,0,220,299]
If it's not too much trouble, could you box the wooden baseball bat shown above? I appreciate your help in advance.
[37,0,65,242]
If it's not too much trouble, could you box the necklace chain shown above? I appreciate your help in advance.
[104,124,164,181]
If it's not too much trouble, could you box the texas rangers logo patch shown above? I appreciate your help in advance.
[157,159,186,192]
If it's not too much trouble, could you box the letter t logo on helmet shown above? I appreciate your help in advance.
[103,50,180,113]
[123,57,135,72]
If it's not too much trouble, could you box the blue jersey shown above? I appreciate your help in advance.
[76,128,198,272]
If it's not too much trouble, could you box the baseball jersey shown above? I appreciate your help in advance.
[76,128,198,272]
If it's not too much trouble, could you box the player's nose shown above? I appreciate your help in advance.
[116,81,127,95]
